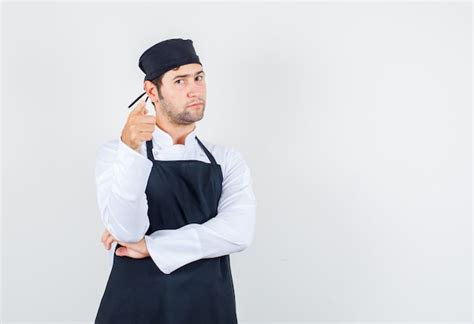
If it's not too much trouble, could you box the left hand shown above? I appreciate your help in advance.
[101,228,150,259]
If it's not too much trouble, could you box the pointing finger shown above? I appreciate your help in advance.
[130,100,147,116]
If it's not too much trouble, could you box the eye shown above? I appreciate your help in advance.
[196,75,204,81]
[175,79,184,84]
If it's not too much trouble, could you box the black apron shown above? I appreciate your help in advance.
[95,136,238,324]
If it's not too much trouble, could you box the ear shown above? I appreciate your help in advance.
[144,80,160,105]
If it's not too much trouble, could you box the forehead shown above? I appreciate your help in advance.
[163,63,203,79]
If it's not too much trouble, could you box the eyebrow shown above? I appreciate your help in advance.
[172,70,205,80]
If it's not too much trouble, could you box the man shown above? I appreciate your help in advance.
[94,38,256,323]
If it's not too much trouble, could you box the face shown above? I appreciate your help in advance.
[147,63,207,126]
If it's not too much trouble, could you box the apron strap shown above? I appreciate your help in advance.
[145,136,218,165]
[195,136,217,165]
[145,140,155,162]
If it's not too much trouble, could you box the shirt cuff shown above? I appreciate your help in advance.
[144,227,203,275]
[118,137,148,160]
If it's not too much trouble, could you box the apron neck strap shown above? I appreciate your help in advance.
[146,140,155,161]
[195,136,217,165]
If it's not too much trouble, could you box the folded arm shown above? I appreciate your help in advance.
[144,147,257,274]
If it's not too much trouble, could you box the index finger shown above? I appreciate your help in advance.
[130,100,147,115]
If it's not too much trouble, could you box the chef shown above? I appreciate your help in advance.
[94,38,257,323]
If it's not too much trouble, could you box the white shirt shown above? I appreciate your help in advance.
[95,124,257,274]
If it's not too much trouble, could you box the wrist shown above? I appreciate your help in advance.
[120,136,140,152]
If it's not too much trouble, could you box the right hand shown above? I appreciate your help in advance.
[121,100,156,151]
[101,228,149,259]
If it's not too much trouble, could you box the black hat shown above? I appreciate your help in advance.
[128,38,202,108]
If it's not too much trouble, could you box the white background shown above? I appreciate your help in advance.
[1,1,472,323]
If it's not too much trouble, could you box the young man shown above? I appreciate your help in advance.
[94,38,256,323]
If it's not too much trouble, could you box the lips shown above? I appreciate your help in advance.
[187,102,203,108]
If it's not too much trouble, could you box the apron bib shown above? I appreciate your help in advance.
[95,136,238,324]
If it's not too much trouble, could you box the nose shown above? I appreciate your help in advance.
[187,88,198,98]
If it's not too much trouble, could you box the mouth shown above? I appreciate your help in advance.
[187,102,203,108]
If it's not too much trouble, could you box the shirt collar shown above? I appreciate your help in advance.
[152,123,198,150]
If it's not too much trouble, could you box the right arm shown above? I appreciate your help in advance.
[95,138,152,243]
[95,99,155,243]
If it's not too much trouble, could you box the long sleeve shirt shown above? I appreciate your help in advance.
[95,124,257,274]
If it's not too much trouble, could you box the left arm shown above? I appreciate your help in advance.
[144,147,257,274]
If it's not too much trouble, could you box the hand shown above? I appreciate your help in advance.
[120,100,156,151]
[101,228,150,259]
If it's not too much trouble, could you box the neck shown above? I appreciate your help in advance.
[155,117,195,145]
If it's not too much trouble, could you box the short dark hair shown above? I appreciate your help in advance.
[151,73,163,91]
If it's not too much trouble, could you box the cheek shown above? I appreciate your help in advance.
[198,83,207,95]
[163,89,180,101]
